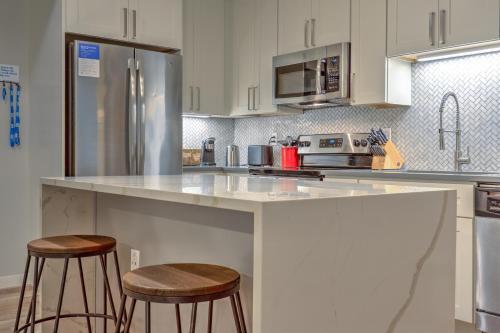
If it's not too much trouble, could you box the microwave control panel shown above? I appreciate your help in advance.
[325,56,340,92]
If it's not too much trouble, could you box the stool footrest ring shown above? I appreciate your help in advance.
[15,313,115,333]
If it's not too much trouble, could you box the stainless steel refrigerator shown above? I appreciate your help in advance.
[66,40,182,176]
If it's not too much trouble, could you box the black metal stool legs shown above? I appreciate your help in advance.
[13,255,30,333]
[77,258,92,333]
[53,258,69,333]
[230,295,242,333]
[14,251,123,333]
[116,296,248,333]
[235,292,247,333]
[176,304,183,333]
[207,301,213,333]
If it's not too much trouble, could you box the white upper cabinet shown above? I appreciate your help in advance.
[229,0,279,116]
[388,0,500,57]
[351,0,411,106]
[66,0,183,49]
[66,0,130,40]
[254,0,279,114]
[387,0,439,56]
[311,0,350,48]
[183,0,225,115]
[278,0,350,55]
[439,0,499,48]
[129,0,182,49]
[277,0,310,54]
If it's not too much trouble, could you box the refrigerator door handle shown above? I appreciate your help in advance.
[127,58,138,175]
[136,59,146,175]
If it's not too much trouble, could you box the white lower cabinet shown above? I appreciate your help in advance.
[456,217,473,323]
[358,178,475,323]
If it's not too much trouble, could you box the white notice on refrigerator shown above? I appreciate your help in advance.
[78,42,100,78]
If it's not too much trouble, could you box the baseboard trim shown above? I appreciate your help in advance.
[0,274,23,289]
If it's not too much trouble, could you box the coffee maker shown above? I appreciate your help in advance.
[201,137,216,166]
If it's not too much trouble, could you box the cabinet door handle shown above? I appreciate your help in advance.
[253,86,258,110]
[132,9,137,39]
[196,87,201,111]
[304,20,310,48]
[189,86,194,111]
[429,12,436,46]
[123,8,128,38]
[248,87,252,110]
[311,18,316,47]
[439,9,446,45]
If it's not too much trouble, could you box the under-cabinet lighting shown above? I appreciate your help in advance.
[182,114,211,119]
[417,44,500,62]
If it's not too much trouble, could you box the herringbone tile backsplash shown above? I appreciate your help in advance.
[184,52,500,171]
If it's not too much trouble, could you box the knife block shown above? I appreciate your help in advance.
[371,140,405,170]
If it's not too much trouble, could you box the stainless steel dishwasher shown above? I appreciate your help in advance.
[475,183,500,332]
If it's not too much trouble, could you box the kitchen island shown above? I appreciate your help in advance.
[40,174,456,333]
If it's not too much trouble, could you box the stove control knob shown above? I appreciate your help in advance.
[360,139,368,147]
[353,139,361,147]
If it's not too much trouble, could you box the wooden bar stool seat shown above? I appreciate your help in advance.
[14,235,126,333]
[116,263,248,333]
[28,235,116,258]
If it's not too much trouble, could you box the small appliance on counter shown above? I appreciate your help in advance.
[226,145,240,167]
[248,145,274,166]
[201,137,216,166]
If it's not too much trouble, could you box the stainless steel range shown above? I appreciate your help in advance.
[249,132,374,180]
[298,133,372,169]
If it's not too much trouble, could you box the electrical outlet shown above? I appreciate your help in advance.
[270,132,278,145]
[131,249,140,270]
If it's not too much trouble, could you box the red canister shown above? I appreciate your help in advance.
[281,146,299,169]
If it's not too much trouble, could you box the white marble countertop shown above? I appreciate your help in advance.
[41,174,451,211]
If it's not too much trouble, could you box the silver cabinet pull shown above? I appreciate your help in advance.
[304,20,310,48]
[196,87,201,111]
[429,12,436,46]
[189,86,194,111]
[248,87,252,110]
[252,86,258,110]
[123,8,128,38]
[439,9,446,45]
[311,18,316,47]
[132,9,137,39]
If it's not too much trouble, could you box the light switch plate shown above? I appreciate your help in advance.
[131,249,140,270]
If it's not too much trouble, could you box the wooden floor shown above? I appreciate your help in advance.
[0,286,480,333]
[0,286,34,333]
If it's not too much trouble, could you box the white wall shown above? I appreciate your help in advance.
[0,0,63,283]
[28,0,64,246]
[0,0,33,280]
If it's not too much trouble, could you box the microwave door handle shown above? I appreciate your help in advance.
[316,60,323,94]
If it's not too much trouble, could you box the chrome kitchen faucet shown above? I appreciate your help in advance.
[438,92,471,172]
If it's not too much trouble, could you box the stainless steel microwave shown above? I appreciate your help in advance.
[272,43,350,110]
